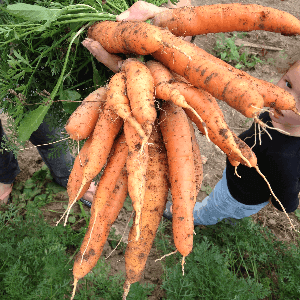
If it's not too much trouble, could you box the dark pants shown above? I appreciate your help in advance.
[0,115,75,188]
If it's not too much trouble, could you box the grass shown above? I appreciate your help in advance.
[1,165,300,299]
[213,32,265,70]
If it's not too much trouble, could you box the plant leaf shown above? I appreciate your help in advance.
[6,4,62,23]
[18,104,50,142]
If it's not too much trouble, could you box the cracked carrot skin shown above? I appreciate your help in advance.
[154,4,300,36]
[65,87,106,141]
[123,123,169,300]
[87,21,163,55]
[72,133,128,282]
[159,101,196,258]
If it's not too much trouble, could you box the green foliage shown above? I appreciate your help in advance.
[0,204,85,299]
[213,33,264,69]
[0,0,167,151]
[160,217,300,299]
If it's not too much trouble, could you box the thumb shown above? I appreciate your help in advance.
[116,10,130,21]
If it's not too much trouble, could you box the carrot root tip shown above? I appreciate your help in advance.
[70,277,78,300]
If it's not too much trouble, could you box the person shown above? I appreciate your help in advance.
[0,0,191,206]
[163,59,300,226]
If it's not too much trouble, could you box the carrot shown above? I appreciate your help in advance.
[56,134,94,225]
[106,71,147,141]
[146,60,209,139]
[188,44,299,115]
[124,121,149,241]
[87,21,163,55]
[64,106,123,225]
[154,4,300,36]
[123,123,169,300]
[122,59,157,139]
[188,120,203,194]
[152,30,265,119]
[171,81,254,168]
[65,87,106,141]
[159,101,196,266]
[71,134,128,300]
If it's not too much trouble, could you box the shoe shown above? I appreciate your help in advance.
[80,198,92,208]
[0,184,13,204]
[163,201,173,220]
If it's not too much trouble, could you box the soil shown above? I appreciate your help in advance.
[1,0,300,299]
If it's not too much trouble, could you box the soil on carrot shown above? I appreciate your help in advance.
[1,0,300,299]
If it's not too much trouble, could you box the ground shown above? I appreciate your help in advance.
[1,0,300,299]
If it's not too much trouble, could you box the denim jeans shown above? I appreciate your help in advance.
[0,114,75,188]
[193,169,269,225]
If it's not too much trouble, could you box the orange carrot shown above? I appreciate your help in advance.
[64,107,123,225]
[122,59,157,139]
[188,44,299,115]
[57,135,94,225]
[71,133,128,300]
[152,30,265,118]
[188,120,203,194]
[171,81,254,167]
[159,101,196,263]
[65,87,106,141]
[124,121,149,241]
[154,4,300,36]
[87,21,163,55]
[146,60,209,139]
[106,71,147,141]
[123,123,169,299]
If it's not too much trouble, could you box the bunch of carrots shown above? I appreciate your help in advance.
[60,4,300,299]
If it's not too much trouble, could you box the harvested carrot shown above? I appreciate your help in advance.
[87,21,163,55]
[124,121,149,241]
[56,134,94,225]
[159,101,196,265]
[122,59,156,139]
[188,44,299,115]
[106,71,147,141]
[71,133,128,300]
[123,123,169,299]
[171,81,253,167]
[154,4,300,36]
[188,119,203,194]
[64,107,123,225]
[146,60,209,139]
[65,87,106,141]
[152,30,265,118]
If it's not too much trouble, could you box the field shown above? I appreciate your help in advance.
[1,0,300,299]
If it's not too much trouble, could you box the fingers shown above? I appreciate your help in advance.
[116,1,167,22]
[81,38,123,73]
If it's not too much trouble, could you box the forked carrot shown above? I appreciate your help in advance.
[154,4,300,36]
[123,123,169,300]
[146,60,209,140]
[106,71,147,141]
[65,87,106,141]
[159,101,196,269]
[122,59,157,141]
[152,29,265,118]
[171,81,253,167]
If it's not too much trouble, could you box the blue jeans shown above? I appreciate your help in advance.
[193,169,269,225]
[0,114,75,188]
